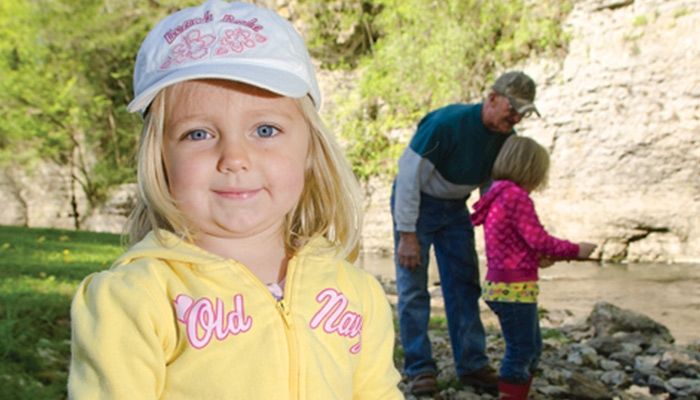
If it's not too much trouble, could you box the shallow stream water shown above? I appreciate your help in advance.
[358,255,700,345]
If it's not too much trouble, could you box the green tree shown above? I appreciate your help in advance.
[0,0,196,228]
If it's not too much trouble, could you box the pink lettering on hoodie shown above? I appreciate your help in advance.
[175,294,253,349]
[309,288,363,354]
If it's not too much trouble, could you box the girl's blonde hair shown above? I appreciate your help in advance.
[492,135,550,192]
[126,86,363,261]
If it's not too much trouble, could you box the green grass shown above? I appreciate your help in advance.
[0,225,123,400]
[428,315,448,331]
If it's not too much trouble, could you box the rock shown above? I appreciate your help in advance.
[586,302,675,344]
[537,385,570,397]
[565,370,612,399]
[563,325,596,342]
[83,183,137,233]
[600,370,629,387]
[647,374,667,393]
[687,340,700,353]
[620,342,643,356]
[588,336,624,356]
[659,350,700,377]
[599,359,622,371]
[610,351,637,367]
[568,352,584,366]
[567,344,600,367]
[665,377,700,396]
[623,384,653,398]
[542,367,569,385]
[396,299,698,399]
[634,355,661,377]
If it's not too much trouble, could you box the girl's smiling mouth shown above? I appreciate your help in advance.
[212,188,262,200]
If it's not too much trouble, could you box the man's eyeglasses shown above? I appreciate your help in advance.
[502,95,533,119]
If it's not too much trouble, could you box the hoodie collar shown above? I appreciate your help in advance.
[114,230,335,271]
[471,180,522,226]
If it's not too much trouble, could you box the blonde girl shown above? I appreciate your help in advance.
[471,135,595,399]
[68,1,402,399]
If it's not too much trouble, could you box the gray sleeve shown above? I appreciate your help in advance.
[394,148,434,232]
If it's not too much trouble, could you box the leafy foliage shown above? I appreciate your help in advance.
[299,0,573,180]
[0,0,197,216]
[294,0,381,67]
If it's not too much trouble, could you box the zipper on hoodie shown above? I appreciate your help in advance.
[279,256,300,400]
[226,257,301,399]
[277,299,300,399]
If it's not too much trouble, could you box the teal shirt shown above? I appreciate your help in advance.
[394,103,513,232]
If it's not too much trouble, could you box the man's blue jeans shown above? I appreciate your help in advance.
[486,301,542,383]
[391,189,489,377]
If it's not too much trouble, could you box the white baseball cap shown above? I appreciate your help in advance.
[127,0,321,114]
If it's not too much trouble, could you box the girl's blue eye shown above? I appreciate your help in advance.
[186,129,210,141]
[256,124,278,138]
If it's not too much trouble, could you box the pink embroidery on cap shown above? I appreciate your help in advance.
[220,15,263,31]
[164,10,214,44]
[160,29,216,70]
[159,13,271,71]
[215,28,268,56]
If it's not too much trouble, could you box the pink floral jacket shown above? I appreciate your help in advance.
[471,180,579,283]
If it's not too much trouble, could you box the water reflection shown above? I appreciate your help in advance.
[359,254,700,345]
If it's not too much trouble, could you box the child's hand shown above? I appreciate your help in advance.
[539,257,555,269]
[577,242,596,259]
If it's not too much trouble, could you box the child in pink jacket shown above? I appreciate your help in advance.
[471,136,595,400]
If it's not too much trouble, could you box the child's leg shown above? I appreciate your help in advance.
[486,301,539,383]
[529,315,543,376]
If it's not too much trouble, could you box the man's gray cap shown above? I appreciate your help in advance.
[492,71,540,117]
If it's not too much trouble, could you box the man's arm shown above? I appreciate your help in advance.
[394,148,435,270]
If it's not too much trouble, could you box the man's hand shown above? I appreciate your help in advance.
[397,232,421,270]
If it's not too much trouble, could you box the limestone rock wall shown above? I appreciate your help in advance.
[0,165,134,235]
[0,164,85,230]
[520,0,700,262]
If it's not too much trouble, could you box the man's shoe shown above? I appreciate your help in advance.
[460,365,498,393]
[409,372,438,396]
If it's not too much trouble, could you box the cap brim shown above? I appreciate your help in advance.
[509,97,541,117]
[127,62,313,114]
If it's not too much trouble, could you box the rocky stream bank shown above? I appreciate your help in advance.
[388,299,700,400]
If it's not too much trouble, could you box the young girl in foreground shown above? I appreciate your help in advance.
[68,1,402,398]
[471,136,596,400]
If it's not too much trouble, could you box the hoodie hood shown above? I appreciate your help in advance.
[114,231,223,268]
[113,230,336,271]
[471,180,522,226]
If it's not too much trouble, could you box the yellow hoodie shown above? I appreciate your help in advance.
[69,231,403,399]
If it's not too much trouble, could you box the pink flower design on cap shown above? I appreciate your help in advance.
[215,28,268,56]
[160,29,216,70]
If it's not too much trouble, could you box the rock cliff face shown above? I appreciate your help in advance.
[362,0,700,262]
[1,0,698,263]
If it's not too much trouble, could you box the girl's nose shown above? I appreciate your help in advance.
[217,140,250,173]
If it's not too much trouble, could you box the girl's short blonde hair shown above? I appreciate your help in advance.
[492,135,550,192]
[126,85,363,261]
